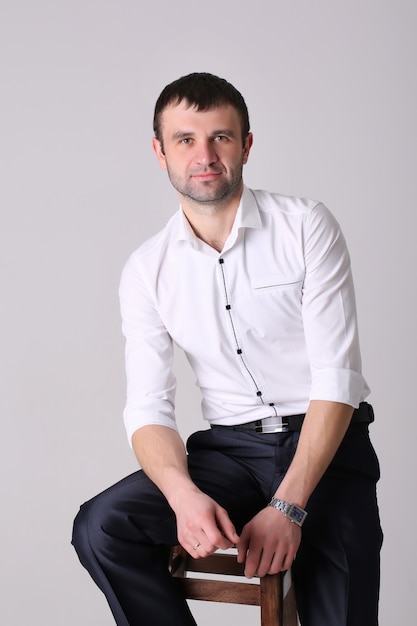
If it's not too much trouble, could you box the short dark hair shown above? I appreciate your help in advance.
[153,72,250,144]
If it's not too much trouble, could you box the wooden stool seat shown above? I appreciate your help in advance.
[169,545,298,625]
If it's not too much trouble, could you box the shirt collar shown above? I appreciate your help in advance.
[176,185,262,246]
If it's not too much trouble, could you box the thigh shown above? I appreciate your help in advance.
[75,469,179,549]
[186,427,299,531]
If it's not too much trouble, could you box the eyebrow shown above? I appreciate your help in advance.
[212,129,237,138]
[171,129,237,140]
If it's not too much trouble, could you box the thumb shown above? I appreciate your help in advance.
[215,507,240,544]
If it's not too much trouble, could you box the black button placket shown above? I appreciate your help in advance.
[218,257,278,415]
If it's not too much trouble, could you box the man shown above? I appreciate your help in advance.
[72,73,382,625]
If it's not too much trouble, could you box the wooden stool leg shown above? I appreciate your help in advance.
[260,573,283,626]
[283,579,298,626]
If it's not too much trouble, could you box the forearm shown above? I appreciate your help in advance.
[133,424,238,553]
[132,424,198,510]
[275,400,354,508]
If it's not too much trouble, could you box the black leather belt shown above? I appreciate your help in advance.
[213,402,374,434]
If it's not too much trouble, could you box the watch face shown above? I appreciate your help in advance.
[290,505,306,524]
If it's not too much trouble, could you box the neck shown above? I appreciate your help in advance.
[181,196,241,253]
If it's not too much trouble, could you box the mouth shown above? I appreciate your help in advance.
[191,170,223,182]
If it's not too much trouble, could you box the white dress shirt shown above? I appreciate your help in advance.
[120,186,369,443]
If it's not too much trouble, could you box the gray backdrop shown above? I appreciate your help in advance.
[1,1,415,624]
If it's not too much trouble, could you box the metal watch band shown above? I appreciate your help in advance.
[268,497,308,527]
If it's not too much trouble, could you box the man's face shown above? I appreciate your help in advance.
[152,101,253,209]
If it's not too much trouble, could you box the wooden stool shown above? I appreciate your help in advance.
[169,545,298,626]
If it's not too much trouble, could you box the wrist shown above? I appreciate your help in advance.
[267,497,308,527]
[166,477,201,511]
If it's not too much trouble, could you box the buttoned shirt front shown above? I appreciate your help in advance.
[120,186,369,443]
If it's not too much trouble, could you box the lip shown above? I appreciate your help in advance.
[192,172,222,181]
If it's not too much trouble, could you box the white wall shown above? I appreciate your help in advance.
[1,1,415,624]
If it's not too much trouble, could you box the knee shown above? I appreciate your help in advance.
[72,499,93,563]
[71,493,111,564]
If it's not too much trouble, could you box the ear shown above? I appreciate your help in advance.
[242,132,253,165]
[152,137,167,170]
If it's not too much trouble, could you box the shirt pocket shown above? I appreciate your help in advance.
[251,273,305,294]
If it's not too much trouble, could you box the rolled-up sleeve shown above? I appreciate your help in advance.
[119,254,178,445]
[301,204,369,407]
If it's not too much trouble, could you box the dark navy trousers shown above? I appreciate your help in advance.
[72,424,382,626]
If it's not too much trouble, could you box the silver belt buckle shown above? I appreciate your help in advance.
[255,416,289,434]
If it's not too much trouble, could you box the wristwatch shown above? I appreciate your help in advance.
[268,497,308,527]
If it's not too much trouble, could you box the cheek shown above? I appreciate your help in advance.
[165,150,190,170]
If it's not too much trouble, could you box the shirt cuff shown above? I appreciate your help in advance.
[124,412,179,447]
[309,367,370,408]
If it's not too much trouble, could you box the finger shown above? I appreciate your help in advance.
[188,525,224,557]
[267,542,297,575]
[241,532,263,579]
[256,549,277,578]
[214,508,239,547]
[197,528,233,555]
[189,540,205,559]
[186,534,211,559]
[236,525,249,563]
[281,550,295,572]
[178,527,207,557]
[244,546,263,579]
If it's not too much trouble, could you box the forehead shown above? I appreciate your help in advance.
[159,101,241,135]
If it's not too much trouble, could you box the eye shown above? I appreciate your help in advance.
[213,135,228,142]
[180,137,192,145]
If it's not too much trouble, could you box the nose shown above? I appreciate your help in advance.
[195,139,219,166]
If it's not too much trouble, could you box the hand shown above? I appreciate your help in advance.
[172,487,239,558]
[236,506,301,578]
